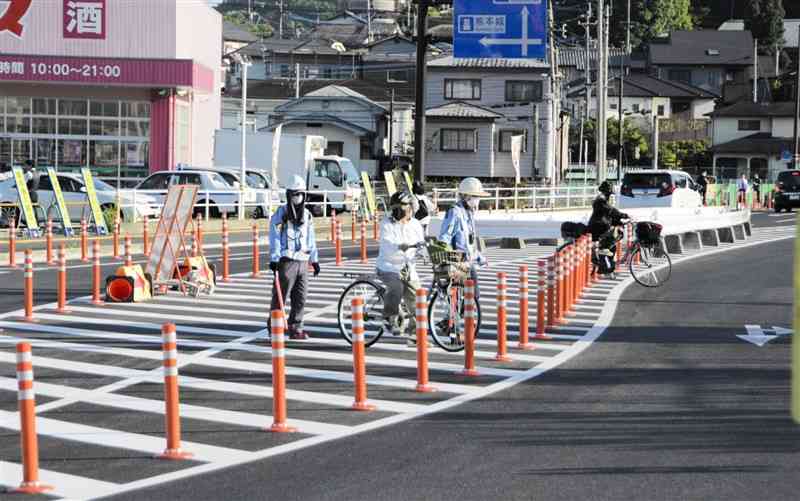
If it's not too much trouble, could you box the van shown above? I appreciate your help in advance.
[618,169,702,209]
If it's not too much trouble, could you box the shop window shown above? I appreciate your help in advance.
[32,118,56,134]
[122,121,149,137]
[58,99,88,116]
[7,116,30,134]
[657,105,666,116]
[0,138,10,165]
[89,140,119,169]
[35,139,56,167]
[325,141,344,157]
[0,97,4,115]
[505,81,543,102]
[90,101,119,117]
[121,141,149,172]
[632,103,640,113]
[444,79,481,100]
[441,129,477,152]
[90,119,120,136]
[499,130,527,153]
[58,140,87,168]
[32,98,56,115]
[58,118,88,135]
[6,97,31,115]
[12,139,31,164]
[120,102,150,118]
[360,137,375,160]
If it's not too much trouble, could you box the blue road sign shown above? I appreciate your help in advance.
[454,0,548,59]
[782,150,793,162]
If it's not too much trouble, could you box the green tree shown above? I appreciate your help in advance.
[745,0,786,54]
[611,0,695,50]
[658,140,711,168]
[572,118,650,166]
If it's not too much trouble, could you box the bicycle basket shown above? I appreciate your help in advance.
[636,222,663,247]
[426,241,465,267]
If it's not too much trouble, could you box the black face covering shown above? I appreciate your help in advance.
[286,190,305,226]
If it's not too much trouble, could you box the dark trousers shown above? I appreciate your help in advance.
[270,259,308,332]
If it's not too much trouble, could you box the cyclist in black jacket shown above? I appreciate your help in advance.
[588,181,628,244]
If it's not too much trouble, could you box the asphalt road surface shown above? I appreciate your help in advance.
[97,212,799,501]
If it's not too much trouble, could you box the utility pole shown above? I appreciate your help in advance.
[238,57,251,221]
[579,2,594,183]
[754,39,759,103]
[547,0,559,185]
[295,63,300,98]
[652,114,660,169]
[596,0,607,181]
[279,0,284,39]
[618,55,624,182]
[389,89,395,156]
[532,103,539,179]
[794,25,800,169]
[626,0,631,54]
[367,0,373,43]
[412,0,432,182]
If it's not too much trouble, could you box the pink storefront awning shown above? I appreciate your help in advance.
[0,53,214,92]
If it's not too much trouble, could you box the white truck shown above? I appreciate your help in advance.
[213,130,362,215]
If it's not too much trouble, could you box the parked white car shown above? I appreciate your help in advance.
[132,170,257,217]
[618,170,702,209]
[0,171,159,225]
[177,166,280,219]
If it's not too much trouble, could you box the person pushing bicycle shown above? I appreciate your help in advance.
[438,177,488,298]
[377,191,425,345]
[269,175,320,340]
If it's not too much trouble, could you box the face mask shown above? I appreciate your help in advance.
[465,197,479,211]
[291,194,304,205]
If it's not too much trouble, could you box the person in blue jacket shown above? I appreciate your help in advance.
[438,177,488,298]
[269,175,320,340]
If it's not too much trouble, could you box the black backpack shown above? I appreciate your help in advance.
[414,198,431,221]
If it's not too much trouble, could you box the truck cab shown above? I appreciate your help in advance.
[306,156,362,216]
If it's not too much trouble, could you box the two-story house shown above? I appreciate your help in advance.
[710,102,797,181]
[649,30,754,96]
[423,55,551,179]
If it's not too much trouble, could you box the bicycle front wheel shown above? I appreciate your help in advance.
[630,245,672,287]
[337,280,385,347]
[427,286,482,352]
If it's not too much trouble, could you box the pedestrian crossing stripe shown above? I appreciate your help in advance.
[0,224,793,499]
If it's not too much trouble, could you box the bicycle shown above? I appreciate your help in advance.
[593,220,672,288]
[336,239,483,352]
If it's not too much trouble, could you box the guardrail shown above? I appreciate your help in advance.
[432,185,596,212]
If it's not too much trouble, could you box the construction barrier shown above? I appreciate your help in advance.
[23,249,33,321]
[8,219,17,268]
[350,296,376,411]
[461,279,479,377]
[45,219,54,265]
[12,343,53,494]
[157,323,193,460]
[415,289,436,393]
[251,223,260,278]
[80,218,89,262]
[56,243,69,314]
[269,309,297,432]
[517,265,534,350]
[92,240,103,306]
[495,272,512,362]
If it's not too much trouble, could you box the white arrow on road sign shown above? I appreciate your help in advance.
[479,6,542,56]
[736,325,793,346]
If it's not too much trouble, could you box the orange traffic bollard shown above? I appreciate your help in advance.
[221,215,230,282]
[56,243,69,314]
[536,259,551,340]
[330,209,337,243]
[80,218,89,262]
[157,323,193,460]
[373,215,378,240]
[92,240,103,306]
[495,272,512,362]
[269,309,297,432]
[351,212,356,242]
[45,219,54,265]
[335,217,343,266]
[251,223,260,278]
[23,249,34,322]
[359,216,367,264]
[142,215,150,257]
[195,214,203,254]
[569,243,577,310]
[461,279,479,376]
[351,297,376,411]
[556,250,565,323]
[415,289,437,392]
[546,255,556,328]
[11,343,53,494]
[124,234,133,267]
[518,265,534,350]
[8,218,17,268]
[113,216,120,259]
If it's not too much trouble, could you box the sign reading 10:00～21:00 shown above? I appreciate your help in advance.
[31,62,122,78]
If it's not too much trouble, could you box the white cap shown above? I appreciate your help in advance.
[458,177,489,197]
[286,174,306,191]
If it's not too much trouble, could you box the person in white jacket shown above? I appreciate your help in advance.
[376,190,425,343]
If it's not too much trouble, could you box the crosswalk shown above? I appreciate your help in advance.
[0,224,793,499]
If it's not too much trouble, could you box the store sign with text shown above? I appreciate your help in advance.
[0,0,33,37]
[64,0,106,39]
[0,54,205,88]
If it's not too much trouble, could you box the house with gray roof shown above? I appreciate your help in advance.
[709,102,797,181]
[264,85,394,176]
[423,55,552,179]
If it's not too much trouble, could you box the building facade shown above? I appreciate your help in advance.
[0,0,221,178]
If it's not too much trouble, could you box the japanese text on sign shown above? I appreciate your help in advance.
[64,0,106,39]
[0,61,24,74]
